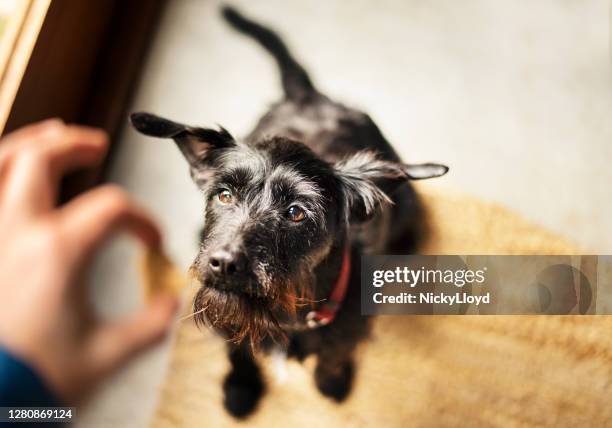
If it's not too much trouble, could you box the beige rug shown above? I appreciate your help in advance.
[151,186,612,427]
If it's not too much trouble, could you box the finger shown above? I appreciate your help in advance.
[57,185,162,263]
[0,123,108,214]
[41,125,109,176]
[1,121,108,173]
[0,119,65,202]
[86,295,179,376]
[0,150,57,222]
[0,118,65,157]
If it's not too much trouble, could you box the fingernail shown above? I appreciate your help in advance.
[41,118,65,136]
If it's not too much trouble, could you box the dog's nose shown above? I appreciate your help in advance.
[208,249,247,276]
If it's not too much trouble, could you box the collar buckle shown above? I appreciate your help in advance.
[306,310,331,329]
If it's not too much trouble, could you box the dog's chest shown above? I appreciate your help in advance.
[269,347,289,384]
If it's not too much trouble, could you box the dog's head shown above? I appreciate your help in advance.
[130,112,447,344]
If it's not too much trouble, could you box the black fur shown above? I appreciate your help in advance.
[131,6,448,418]
[223,344,264,418]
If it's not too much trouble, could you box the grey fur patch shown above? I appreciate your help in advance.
[334,151,401,221]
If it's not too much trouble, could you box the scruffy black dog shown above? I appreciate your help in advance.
[130,7,447,418]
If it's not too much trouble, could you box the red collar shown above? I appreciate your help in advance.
[306,244,351,328]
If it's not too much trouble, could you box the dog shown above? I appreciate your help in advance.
[130,6,448,418]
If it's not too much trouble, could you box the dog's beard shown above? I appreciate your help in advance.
[193,267,314,346]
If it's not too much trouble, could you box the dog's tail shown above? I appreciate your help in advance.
[222,6,317,102]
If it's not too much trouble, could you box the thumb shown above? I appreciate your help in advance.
[86,295,179,377]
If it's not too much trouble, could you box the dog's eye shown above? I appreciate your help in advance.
[287,205,306,222]
[217,189,233,205]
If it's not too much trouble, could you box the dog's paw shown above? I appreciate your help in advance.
[314,360,354,402]
[223,370,264,418]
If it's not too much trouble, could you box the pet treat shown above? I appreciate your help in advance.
[140,247,186,301]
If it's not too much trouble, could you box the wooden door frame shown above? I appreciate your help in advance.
[1,0,167,197]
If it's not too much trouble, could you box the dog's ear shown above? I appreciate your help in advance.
[129,112,235,181]
[334,151,448,222]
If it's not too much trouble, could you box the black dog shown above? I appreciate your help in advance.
[130,7,448,418]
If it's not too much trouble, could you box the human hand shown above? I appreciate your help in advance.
[0,120,179,403]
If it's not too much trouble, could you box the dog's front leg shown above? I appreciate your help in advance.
[314,341,355,402]
[223,343,265,418]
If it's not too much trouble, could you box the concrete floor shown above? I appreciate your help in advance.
[76,1,612,426]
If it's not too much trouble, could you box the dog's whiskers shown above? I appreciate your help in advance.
[295,297,326,304]
[178,305,209,322]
